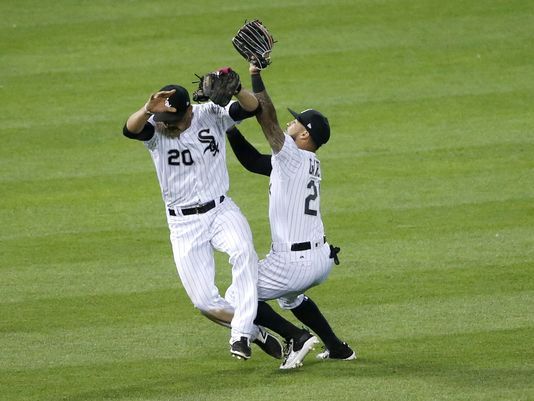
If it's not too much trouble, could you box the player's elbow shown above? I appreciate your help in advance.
[123,124,140,138]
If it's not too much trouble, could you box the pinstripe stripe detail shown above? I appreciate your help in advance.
[210,199,258,339]
[167,198,258,339]
[257,244,332,303]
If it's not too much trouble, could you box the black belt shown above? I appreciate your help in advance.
[169,196,225,216]
[290,237,326,251]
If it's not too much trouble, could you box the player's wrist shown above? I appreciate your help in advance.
[251,73,265,93]
[234,82,242,96]
[249,63,261,75]
[143,104,154,116]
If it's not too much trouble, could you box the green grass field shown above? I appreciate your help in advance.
[1,0,533,400]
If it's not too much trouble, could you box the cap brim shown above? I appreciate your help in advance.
[288,108,309,130]
[287,108,300,120]
[153,110,186,123]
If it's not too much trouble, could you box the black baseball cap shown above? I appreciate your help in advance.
[153,85,191,123]
[288,108,330,148]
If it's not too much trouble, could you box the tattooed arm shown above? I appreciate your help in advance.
[249,65,285,153]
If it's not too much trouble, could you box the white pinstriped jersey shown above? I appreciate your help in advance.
[269,134,325,244]
[144,102,236,208]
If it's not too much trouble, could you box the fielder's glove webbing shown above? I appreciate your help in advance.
[192,67,241,107]
[232,19,275,69]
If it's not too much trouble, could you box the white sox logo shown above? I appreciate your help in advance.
[198,129,219,156]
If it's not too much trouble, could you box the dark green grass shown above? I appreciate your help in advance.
[1,0,533,400]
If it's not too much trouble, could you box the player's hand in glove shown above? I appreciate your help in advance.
[192,67,241,107]
[232,19,275,69]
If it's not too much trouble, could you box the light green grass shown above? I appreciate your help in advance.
[1,0,533,400]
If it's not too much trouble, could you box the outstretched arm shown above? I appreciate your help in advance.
[235,86,259,112]
[250,65,285,153]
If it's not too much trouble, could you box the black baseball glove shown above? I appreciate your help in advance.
[232,19,275,69]
[192,67,241,107]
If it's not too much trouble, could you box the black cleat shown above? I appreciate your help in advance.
[316,342,356,360]
[230,337,251,360]
[253,326,283,359]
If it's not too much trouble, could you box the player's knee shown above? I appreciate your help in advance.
[192,298,215,314]
[191,298,234,320]
[200,309,232,328]
[277,294,306,310]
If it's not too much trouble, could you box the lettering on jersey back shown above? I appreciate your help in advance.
[309,158,321,178]
[198,129,219,156]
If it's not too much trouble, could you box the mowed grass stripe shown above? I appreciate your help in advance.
[1,260,177,303]
[0,288,183,334]
[325,261,534,304]
[364,326,534,369]
[3,1,527,55]
[356,328,534,397]
[1,355,357,401]
[2,282,531,346]
[2,201,531,272]
[337,199,534,239]
[3,110,531,188]
[3,63,533,130]
[337,225,534,269]
[3,134,532,205]
[300,291,533,345]
[3,201,531,267]
[3,235,532,303]
[1,319,231,371]
[327,93,533,151]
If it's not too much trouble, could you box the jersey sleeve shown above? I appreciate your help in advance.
[271,134,302,177]
[228,101,257,122]
[227,126,272,176]
[122,121,155,142]
[218,101,244,131]
[143,117,159,150]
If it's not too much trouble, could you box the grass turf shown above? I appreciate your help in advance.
[1,0,533,400]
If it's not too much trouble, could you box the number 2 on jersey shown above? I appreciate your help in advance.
[304,180,318,216]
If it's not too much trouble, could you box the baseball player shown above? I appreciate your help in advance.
[122,74,278,359]
[225,64,356,369]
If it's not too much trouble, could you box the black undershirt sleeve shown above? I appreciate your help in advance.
[122,122,155,141]
[228,102,258,122]
[226,127,272,176]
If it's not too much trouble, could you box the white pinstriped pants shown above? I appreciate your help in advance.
[257,242,333,309]
[167,197,258,341]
